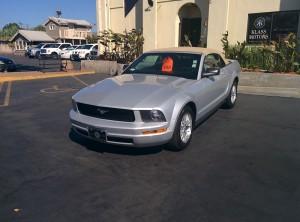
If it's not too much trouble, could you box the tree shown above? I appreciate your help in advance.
[86,33,98,43]
[0,23,20,40]
[33,25,46,31]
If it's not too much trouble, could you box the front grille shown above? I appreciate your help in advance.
[77,103,135,122]
[41,49,46,53]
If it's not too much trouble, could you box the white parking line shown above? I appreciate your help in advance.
[72,75,89,86]
[0,82,12,107]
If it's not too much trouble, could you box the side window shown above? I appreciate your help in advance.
[59,44,70,49]
[203,54,225,73]
[203,54,219,72]
[215,54,226,68]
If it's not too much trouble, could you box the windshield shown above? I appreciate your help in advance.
[65,46,76,50]
[80,44,93,50]
[36,43,44,49]
[44,44,60,48]
[124,53,201,80]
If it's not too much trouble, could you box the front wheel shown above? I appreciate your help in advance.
[35,52,40,59]
[223,81,238,109]
[168,106,194,151]
[85,54,91,60]
[51,52,59,59]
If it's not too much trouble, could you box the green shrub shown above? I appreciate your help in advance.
[98,29,144,64]
[221,32,299,73]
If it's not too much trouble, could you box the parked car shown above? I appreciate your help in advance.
[60,45,80,60]
[70,47,241,150]
[40,43,72,59]
[28,43,48,58]
[0,56,17,72]
[71,44,98,60]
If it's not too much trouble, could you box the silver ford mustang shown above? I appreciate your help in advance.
[70,47,240,150]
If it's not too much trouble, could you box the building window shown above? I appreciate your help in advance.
[49,24,56,30]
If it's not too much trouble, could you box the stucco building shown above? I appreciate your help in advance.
[96,0,300,52]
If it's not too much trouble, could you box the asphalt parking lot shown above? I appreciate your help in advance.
[0,74,300,222]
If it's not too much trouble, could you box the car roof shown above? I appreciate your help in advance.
[146,47,228,63]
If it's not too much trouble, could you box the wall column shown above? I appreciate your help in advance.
[207,0,229,51]
[143,0,157,51]
[96,0,109,52]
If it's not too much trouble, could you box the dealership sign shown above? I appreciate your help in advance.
[247,11,300,43]
[247,13,272,43]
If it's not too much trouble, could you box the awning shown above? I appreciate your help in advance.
[124,0,139,17]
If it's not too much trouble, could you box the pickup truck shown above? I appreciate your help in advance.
[71,44,98,60]
[70,47,241,150]
[40,43,72,59]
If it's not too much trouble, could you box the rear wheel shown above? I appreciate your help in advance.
[168,106,194,151]
[223,81,238,109]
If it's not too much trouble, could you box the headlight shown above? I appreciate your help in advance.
[72,99,78,112]
[140,110,166,122]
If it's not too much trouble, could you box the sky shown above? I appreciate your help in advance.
[0,0,96,30]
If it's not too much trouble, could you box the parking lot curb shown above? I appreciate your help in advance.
[239,86,300,99]
[240,72,300,88]
[0,70,95,82]
[239,72,300,99]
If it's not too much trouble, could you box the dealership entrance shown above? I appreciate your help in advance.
[178,3,202,47]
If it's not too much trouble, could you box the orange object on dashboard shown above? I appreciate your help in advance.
[162,56,173,73]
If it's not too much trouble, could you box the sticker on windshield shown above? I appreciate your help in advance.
[192,60,197,68]
[162,57,173,73]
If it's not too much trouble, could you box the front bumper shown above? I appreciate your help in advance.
[70,110,173,147]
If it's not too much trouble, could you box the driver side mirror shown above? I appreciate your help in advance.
[203,67,220,78]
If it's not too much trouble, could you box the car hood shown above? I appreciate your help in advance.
[74,74,194,109]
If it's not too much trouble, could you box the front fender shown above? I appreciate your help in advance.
[164,94,195,132]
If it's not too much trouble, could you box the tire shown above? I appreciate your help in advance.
[51,52,58,59]
[85,54,90,60]
[223,81,238,109]
[168,106,194,151]
[35,52,40,59]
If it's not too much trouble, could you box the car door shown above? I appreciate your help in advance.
[188,54,218,119]
[203,53,229,102]
[193,54,228,117]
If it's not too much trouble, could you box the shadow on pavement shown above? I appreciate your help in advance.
[69,129,163,156]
